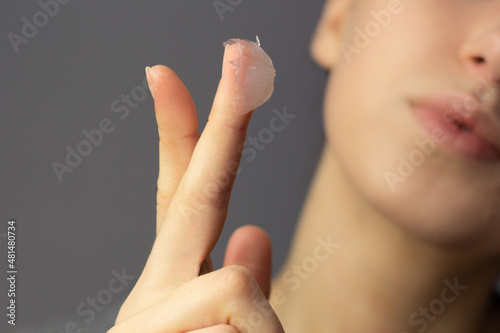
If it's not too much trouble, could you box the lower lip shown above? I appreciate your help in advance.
[412,105,500,162]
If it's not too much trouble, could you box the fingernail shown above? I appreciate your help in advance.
[221,44,229,77]
[145,66,156,100]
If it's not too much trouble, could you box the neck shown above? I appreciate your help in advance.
[271,143,500,333]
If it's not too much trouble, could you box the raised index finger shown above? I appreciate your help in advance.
[144,37,276,286]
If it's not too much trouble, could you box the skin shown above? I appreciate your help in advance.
[108,42,282,333]
[109,0,500,332]
[272,0,500,332]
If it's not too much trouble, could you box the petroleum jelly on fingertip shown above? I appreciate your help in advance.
[222,36,276,113]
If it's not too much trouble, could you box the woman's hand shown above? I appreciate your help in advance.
[107,39,283,332]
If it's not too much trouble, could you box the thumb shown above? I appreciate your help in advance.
[223,225,272,299]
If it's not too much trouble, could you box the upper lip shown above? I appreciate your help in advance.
[410,91,500,154]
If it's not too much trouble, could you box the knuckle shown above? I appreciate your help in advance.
[208,113,249,134]
[158,123,199,146]
[156,187,173,208]
[157,127,176,148]
[176,168,237,216]
[222,265,257,299]
[177,131,200,143]
[175,196,203,221]
[191,178,233,210]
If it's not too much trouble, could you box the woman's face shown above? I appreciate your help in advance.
[322,0,500,252]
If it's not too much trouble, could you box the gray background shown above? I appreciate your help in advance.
[0,1,326,332]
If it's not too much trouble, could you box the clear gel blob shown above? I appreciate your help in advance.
[222,36,276,113]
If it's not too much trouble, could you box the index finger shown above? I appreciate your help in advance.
[144,37,276,287]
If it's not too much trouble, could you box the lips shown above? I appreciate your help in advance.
[410,92,500,162]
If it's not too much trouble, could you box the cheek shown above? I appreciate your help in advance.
[325,0,437,184]
[324,21,419,199]
[324,55,413,212]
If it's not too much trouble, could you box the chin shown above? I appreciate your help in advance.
[348,143,500,253]
[325,120,500,254]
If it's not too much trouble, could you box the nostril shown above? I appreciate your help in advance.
[468,56,500,86]
[473,56,486,64]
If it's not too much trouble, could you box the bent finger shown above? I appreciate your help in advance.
[108,266,284,333]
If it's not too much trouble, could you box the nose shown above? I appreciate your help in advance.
[460,25,500,86]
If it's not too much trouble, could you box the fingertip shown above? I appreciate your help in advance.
[217,38,276,115]
[147,65,198,132]
[146,65,180,98]
[148,64,178,79]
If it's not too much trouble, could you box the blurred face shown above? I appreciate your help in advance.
[324,0,500,253]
